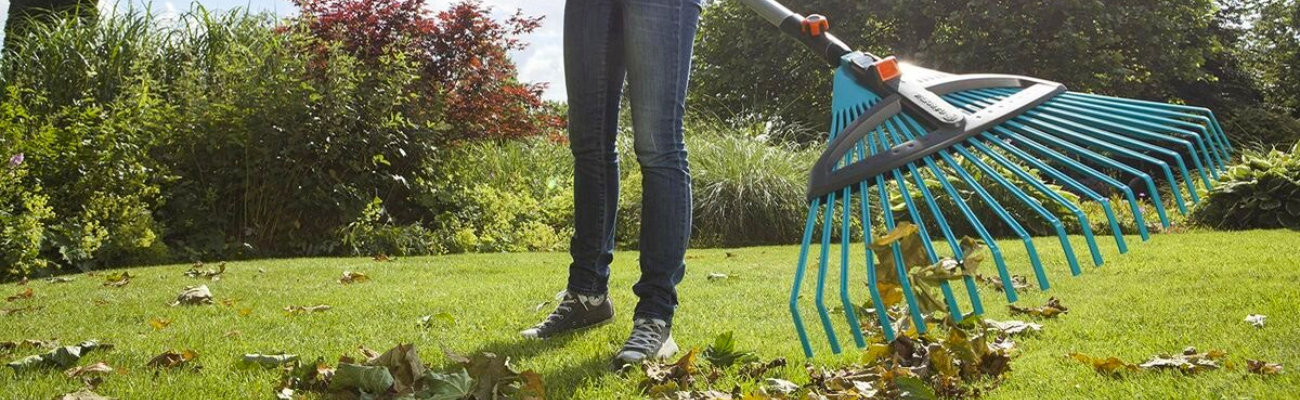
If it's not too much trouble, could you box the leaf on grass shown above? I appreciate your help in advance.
[0,305,42,316]
[1246,360,1283,376]
[1245,314,1266,328]
[7,341,105,373]
[460,352,526,400]
[1008,297,1068,318]
[641,349,699,393]
[894,376,939,400]
[366,344,425,393]
[183,262,226,280]
[338,271,370,284]
[147,350,200,371]
[170,285,213,306]
[706,273,731,281]
[223,330,241,339]
[763,378,799,394]
[738,358,787,379]
[64,361,114,378]
[1138,347,1226,375]
[148,318,171,330]
[983,320,1042,336]
[102,272,133,288]
[55,389,111,400]
[330,363,395,393]
[1069,352,1137,376]
[48,277,75,284]
[242,353,299,369]
[6,287,33,302]
[418,368,474,400]
[418,312,455,328]
[284,305,330,315]
[977,274,1029,293]
[702,332,759,368]
[374,254,392,262]
[519,370,546,400]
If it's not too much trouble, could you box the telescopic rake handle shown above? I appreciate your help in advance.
[736,0,852,67]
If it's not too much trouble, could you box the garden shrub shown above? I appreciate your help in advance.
[0,156,55,277]
[1191,141,1300,230]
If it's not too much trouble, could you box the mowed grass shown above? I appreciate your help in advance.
[1,230,1299,399]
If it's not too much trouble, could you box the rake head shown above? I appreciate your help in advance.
[788,57,1232,358]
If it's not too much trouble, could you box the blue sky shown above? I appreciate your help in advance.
[0,0,568,100]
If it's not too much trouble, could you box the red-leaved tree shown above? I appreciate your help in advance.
[293,0,565,140]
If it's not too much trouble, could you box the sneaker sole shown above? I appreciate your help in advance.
[655,335,679,359]
[525,314,616,340]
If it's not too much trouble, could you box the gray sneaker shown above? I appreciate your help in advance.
[520,292,614,339]
[611,318,678,368]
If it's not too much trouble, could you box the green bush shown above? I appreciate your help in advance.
[1191,141,1300,230]
[0,159,55,277]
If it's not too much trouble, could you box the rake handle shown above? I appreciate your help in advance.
[736,0,853,67]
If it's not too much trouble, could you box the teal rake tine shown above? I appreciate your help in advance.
[885,119,985,315]
[815,191,842,354]
[839,185,867,349]
[930,144,1050,290]
[980,131,1129,255]
[868,127,928,334]
[964,139,1103,269]
[986,89,1213,199]
[951,91,1194,216]
[1067,92,1235,154]
[894,115,1021,303]
[791,200,819,358]
[1061,93,1231,170]
[945,93,1174,228]
[1050,94,1228,178]
[948,143,1081,278]
[857,142,896,341]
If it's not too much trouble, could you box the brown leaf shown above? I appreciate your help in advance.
[284,305,330,315]
[373,254,391,262]
[1138,347,1226,375]
[365,344,425,393]
[978,274,1029,293]
[223,330,241,338]
[147,350,199,370]
[7,287,33,302]
[520,370,546,400]
[983,320,1042,336]
[0,305,42,315]
[338,271,370,285]
[64,361,115,378]
[55,389,111,400]
[1069,352,1137,376]
[1246,360,1283,376]
[170,285,213,306]
[148,318,171,330]
[48,277,75,284]
[1008,297,1068,318]
[640,349,699,392]
[102,272,133,288]
[183,262,226,280]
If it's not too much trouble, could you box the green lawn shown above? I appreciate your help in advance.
[2,230,1299,399]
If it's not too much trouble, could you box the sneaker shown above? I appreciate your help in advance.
[611,318,678,368]
[520,292,614,339]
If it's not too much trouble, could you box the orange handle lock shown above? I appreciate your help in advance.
[801,14,829,37]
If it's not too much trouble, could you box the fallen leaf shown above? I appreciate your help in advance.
[7,340,105,373]
[7,287,33,302]
[1008,297,1068,318]
[420,368,473,399]
[183,262,226,280]
[1245,314,1266,328]
[338,271,370,284]
[1069,352,1137,377]
[147,350,199,370]
[1138,347,1226,375]
[366,344,425,393]
[0,305,42,315]
[978,274,1029,293]
[238,307,253,316]
[418,312,455,328]
[48,277,75,284]
[374,254,391,262]
[223,330,241,338]
[18,277,28,285]
[1246,360,1283,376]
[170,285,213,306]
[764,378,799,394]
[242,353,299,369]
[148,318,171,330]
[519,370,546,400]
[983,320,1042,336]
[55,389,111,400]
[706,273,731,281]
[220,298,238,307]
[102,272,133,288]
[329,363,395,393]
[284,305,330,315]
[64,361,114,378]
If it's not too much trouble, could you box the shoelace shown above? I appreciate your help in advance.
[624,319,663,352]
[537,295,579,329]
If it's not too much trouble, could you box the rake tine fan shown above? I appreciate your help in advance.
[736,0,1233,357]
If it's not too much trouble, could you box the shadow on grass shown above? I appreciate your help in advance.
[444,332,616,400]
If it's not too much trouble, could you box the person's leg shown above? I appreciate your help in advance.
[612,0,701,365]
[566,0,626,299]
[523,0,625,339]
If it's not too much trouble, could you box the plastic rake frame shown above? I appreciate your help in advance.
[787,65,1232,358]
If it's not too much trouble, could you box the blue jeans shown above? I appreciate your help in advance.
[564,0,701,325]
